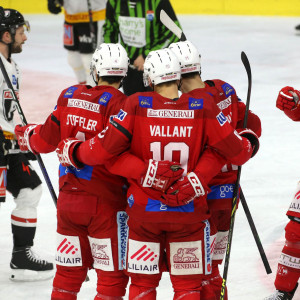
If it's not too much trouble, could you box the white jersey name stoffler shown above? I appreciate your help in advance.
[0,53,20,134]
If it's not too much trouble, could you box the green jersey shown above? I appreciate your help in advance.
[103,0,182,63]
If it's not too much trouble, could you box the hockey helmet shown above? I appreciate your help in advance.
[143,48,181,87]
[169,41,201,75]
[0,7,30,35]
[90,43,129,80]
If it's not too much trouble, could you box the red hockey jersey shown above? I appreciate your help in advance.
[77,90,254,223]
[30,84,128,201]
[190,80,262,210]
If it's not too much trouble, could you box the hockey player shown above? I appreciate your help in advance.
[263,86,300,300]
[169,40,262,300]
[14,43,183,300]
[0,7,54,281]
[47,0,107,85]
[54,48,259,299]
[103,0,181,95]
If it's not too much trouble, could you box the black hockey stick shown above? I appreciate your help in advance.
[87,0,97,51]
[0,57,58,206]
[240,189,272,274]
[220,52,253,300]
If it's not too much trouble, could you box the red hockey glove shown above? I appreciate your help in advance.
[276,86,300,111]
[161,172,206,207]
[14,124,38,153]
[140,159,183,192]
[236,128,259,158]
[56,138,84,168]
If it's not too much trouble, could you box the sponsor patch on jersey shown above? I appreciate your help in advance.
[203,220,212,275]
[279,253,300,270]
[189,98,203,110]
[117,211,129,270]
[64,24,74,46]
[127,239,160,274]
[98,92,113,107]
[170,240,203,275]
[68,98,100,113]
[146,10,155,21]
[288,190,300,214]
[217,96,232,111]
[139,96,153,108]
[221,83,235,97]
[216,111,227,126]
[55,233,82,266]
[147,109,194,119]
[207,184,235,200]
[114,109,127,121]
[59,164,93,181]
[213,231,228,260]
[127,194,134,207]
[145,198,194,212]
[64,86,78,98]
[12,74,17,85]
[88,237,114,271]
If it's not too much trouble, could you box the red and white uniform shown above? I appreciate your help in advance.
[273,97,300,295]
[75,90,255,299]
[29,84,129,299]
[190,80,262,300]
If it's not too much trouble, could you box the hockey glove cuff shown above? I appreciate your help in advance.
[236,128,259,157]
[276,86,300,111]
[15,124,38,154]
[141,159,183,192]
[161,172,206,207]
[56,138,84,169]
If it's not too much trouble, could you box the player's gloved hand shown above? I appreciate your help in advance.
[56,138,84,168]
[236,128,259,157]
[276,86,300,111]
[140,159,183,192]
[161,172,206,207]
[48,0,62,14]
[14,124,38,153]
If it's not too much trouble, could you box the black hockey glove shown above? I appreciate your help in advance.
[48,0,62,15]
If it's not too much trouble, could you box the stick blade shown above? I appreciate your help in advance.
[241,51,252,79]
[160,10,186,41]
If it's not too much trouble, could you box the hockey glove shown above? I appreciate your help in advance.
[15,124,38,154]
[276,86,300,111]
[236,128,259,158]
[56,138,84,169]
[161,172,206,207]
[140,159,183,192]
[48,0,62,14]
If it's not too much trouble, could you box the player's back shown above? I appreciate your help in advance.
[121,90,232,224]
[55,84,127,199]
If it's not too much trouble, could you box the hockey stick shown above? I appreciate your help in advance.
[220,52,253,300]
[87,0,97,51]
[240,189,272,274]
[0,57,58,206]
[160,10,186,41]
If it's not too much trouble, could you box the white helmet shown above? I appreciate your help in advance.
[143,48,181,87]
[90,43,129,79]
[169,41,201,74]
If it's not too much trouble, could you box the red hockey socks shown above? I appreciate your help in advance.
[173,290,201,300]
[129,285,156,300]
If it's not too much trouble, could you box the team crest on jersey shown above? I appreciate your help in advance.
[64,86,78,98]
[139,96,153,108]
[189,98,203,110]
[221,83,235,97]
[114,109,127,121]
[98,92,113,106]
[216,112,227,126]
[146,10,154,21]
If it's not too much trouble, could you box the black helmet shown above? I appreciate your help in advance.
[0,6,30,35]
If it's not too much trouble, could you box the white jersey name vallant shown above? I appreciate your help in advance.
[0,52,20,134]
[149,125,193,138]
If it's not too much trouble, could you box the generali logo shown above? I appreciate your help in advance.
[173,247,200,270]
